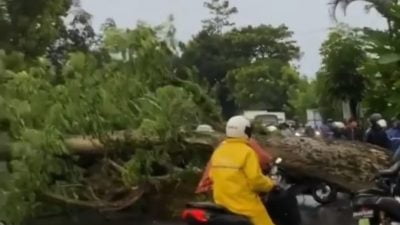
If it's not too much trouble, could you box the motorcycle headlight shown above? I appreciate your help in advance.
[295,132,301,137]
[315,131,321,136]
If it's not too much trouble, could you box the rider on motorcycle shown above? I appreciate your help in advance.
[209,115,276,225]
[366,113,391,149]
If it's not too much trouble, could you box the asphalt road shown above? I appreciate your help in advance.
[297,195,355,225]
[29,194,357,225]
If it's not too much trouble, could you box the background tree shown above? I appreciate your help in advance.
[329,0,400,117]
[227,59,300,114]
[202,0,238,34]
[180,24,301,117]
[330,0,393,31]
[314,71,344,120]
[318,25,366,119]
[48,0,99,77]
[359,4,400,116]
[288,78,319,122]
[224,25,300,63]
[178,0,238,117]
[0,0,71,57]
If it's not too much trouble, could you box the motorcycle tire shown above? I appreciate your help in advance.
[311,183,337,204]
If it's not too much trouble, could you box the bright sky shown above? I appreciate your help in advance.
[81,0,386,77]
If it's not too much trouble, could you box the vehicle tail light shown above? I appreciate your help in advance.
[182,209,209,223]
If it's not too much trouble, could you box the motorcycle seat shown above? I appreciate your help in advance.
[378,161,400,177]
[186,202,228,212]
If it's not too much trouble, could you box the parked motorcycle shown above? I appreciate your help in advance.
[182,158,301,225]
[352,161,400,225]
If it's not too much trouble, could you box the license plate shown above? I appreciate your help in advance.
[353,210,374,219]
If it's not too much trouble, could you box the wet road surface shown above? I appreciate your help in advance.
[30,195,357,225]
[297,195,355,225]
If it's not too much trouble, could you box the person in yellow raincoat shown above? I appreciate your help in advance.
[210,115,276,225]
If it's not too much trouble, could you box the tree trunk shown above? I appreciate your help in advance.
[2,131,392,210]
[256,135,391,192]
[349,98,358,119]
[64,132,392,192]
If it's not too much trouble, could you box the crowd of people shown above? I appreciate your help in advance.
[280,113,400,159]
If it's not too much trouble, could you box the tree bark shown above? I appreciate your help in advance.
[65,132,392,192]
[257,135,392,192]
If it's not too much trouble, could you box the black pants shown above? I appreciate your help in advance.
[264,190,302,225]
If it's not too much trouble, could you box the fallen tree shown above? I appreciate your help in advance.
[64,131,392,193]
[259,135,392,191]
[0,129,391,214]
[0,24,391,224]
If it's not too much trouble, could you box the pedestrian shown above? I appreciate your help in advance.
[345,118,363,141]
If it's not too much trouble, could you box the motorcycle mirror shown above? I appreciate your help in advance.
[275,157,282,164]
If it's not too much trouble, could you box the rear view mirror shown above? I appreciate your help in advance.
[275,157,282,164]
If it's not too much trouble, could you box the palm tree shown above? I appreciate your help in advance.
[330,0,393,17]
[330,0,395,34]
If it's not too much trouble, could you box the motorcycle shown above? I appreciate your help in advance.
[182,158,301,225]
[277,166,347,205]
[352,161,400,225]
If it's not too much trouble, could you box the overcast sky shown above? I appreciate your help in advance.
[81,0,386,77]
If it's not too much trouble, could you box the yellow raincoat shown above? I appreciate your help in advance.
[210,138,276,225]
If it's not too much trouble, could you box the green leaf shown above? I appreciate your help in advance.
[9,100,31,116]
[21,129,44,149]
[378,53,400,64]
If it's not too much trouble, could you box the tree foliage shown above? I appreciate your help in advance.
[359,4,400,116]
[48,1,99,72]
[0,0,71,57]
[227,59,300,112]
[318,25,366,118]
[331,1,400,117]
[180,24,301,117]
[288,78,319,122]
[225,25,301,63]
[0,24,221,224]
[330,0,393,21]
[202,0,238,34]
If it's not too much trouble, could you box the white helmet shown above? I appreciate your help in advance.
[377,119,387,128]
[333,121,345,129]
[266,125,278,132]
[226,116,252,139]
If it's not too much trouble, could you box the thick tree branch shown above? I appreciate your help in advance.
[42,186,145,212]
